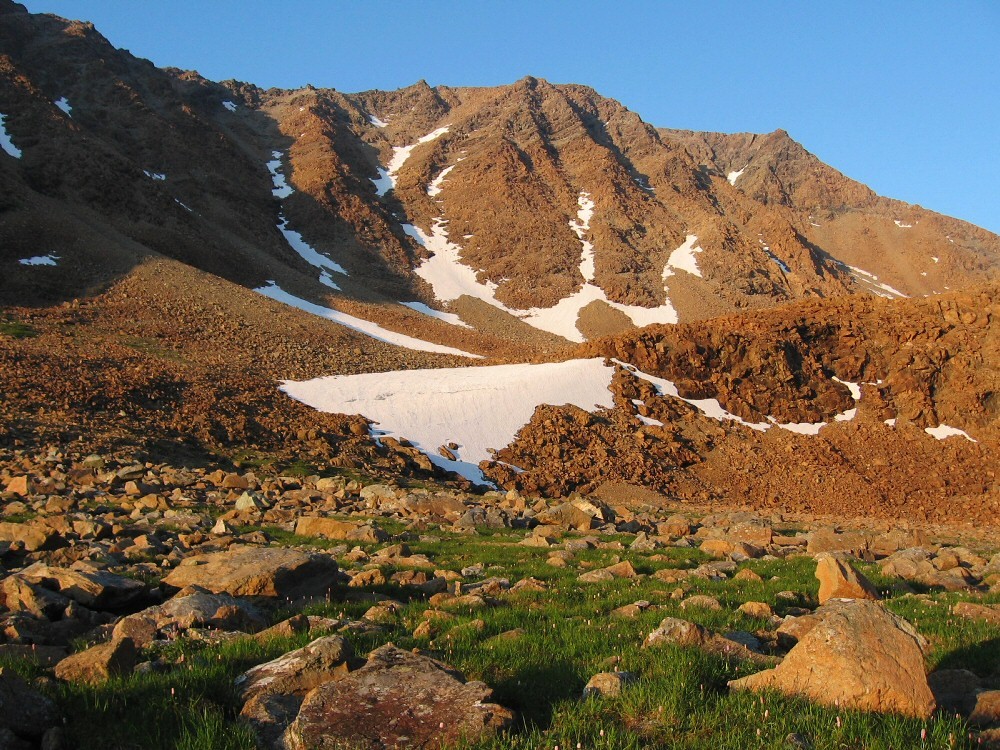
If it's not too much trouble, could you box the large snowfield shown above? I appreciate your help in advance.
[281,357,970,484]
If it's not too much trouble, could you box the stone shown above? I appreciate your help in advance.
[0,576,70,620]
[815,554,880,604]
[161,546,339,599]
[18,563,147,611]
[54,637,137,684]
[700,539,765,559]
[0,668,59,740]
[643,617,709,648]
[294,517,389,543]
[535,502,594,531]
[285,644,513,750]
[0,522,57,552]
[953,602,1000,625]
[738,601,773,618]
[583,671,635,698]
[806,528,870,557]
[970,691,1000,727]
[235,492,267,511]
[729,600,934,718]
[681,594,722,611]
[3,476,32,497]
[237,635,354,703]
[928,669,981,714]
[113,590,266,646]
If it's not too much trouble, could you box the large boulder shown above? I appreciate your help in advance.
[237,636,354,703]
[815,553,880,604]
[0,668,59,741]
[17,563,146,611]
[536,502,594,531]
[285,644,513,750]
[729,600,934,718]
[237,636,355,748]
[113,590,267,646]
[294,517,388,543]
[161,546,339,599]
[54,637,137,684]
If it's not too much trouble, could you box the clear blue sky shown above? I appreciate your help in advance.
[23,0,1000,234]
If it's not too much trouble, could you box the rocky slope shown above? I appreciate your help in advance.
[2,1,998,351]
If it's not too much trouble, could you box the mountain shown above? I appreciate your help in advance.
[1,1,997,525]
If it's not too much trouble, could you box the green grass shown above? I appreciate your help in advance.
[0,319,38,339]
[14,526,997,749]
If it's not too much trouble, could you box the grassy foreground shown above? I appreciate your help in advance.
[5,523,998,750]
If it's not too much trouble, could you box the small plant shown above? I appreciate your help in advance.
[0,319,38,339]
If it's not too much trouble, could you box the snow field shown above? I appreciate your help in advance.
[280,358,615,483]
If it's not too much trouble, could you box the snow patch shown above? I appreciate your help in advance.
[401,301,471,329]
[931,256,940,263]
[924,424,977,442]
[144,170,166,181]
[54,97,72,117]
[267,151,293,198]
[318,271,341,291]
[846,264,907,299]
[280,358,612,483]
[894,220,913,229]
[174,198,192,212]
[19,254,58,266]
[664,234,704,278]
[368,114,388,128]
[278,217,348,276]
[0,113,22,158]
[255,281,481,360]
[760,241,790,273]
[222,100,238,112]
[407,193,678,342]
[427,163,458,197]
[727,165,747,185]
[372,125,449,197]
[267,151,348,277]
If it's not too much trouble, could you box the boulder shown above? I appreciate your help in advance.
[113,590,266,646]
[0,668,59,740]
[806,528,870,557]
[54,637,137,684]
[0,522,58,552]
[161,546,339,599]
[0,576,70,619]
[284,644,513,749]
[729,600,934,718]
[294,517,388,543]
[237,635,354,702]
[953,602,1000,625]
[536,502,594,531]
[583,671,635,698]
[643,617,709,648]
[815,554,880,604]
[18,563,146,611]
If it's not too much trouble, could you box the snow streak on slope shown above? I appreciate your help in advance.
[846,264,907,299]
[727,165,746,185]
[372,126,450,197]
[0,114,22,158]
[408,193,677,343]
[267,152,348,281]
[925,425,977,442]
[427,164,457,197]
[280,359,615,483]
[222,100,238,112]
[401,301,471,329]
[368,114,388,128]
[54,97,72,116]
[255,282,481,359]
